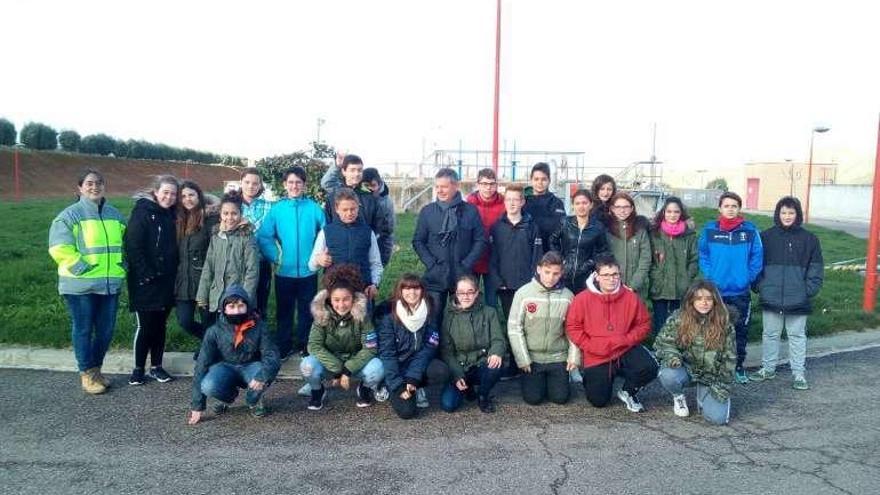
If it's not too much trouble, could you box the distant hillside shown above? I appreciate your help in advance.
[0,147,242,199]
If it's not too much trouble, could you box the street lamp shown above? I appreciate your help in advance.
[803,125,830,223]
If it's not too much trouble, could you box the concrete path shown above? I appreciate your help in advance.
[808,216,869,239]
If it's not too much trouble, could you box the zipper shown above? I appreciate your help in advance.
[573,221,584,282]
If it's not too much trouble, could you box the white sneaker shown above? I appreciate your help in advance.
[297,383,312,397]
[569,368,583,383]
[672,394,690,417]
[617,389,644,413]
[375,385,390,403]
[415,388,429,408]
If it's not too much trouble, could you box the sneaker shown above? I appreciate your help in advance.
[128,368,145,386]
[415,388,429,408]
[249,398,268,418]
[355,384,375,408]
[88,367,111,388]
[148,366,174,383]
[478,395,496,413]
[748,368,777,382]
[297,383,313,397]
[80,371,107,395]
[375,385,390,403]
[569,368,583,383]
[617,389,644,413]
[734,367,749,384]
[212,401,230,415]
[672,394,689,417]
[792,375,809,390]
[308,387,327,411]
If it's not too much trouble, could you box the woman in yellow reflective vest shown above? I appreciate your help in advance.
[49,169,127,395]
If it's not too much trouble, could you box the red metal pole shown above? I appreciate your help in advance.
[13,148,20,201]
[863,115,880,312]
[491,0,501,173]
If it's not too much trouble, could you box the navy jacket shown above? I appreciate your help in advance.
[487,213,544,294]
[324,220,373,288]
[377,311,440,393]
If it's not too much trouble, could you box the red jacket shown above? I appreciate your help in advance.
[565,273,651,367]
[466,191,506,274]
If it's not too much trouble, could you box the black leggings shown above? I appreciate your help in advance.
[580,345,658,407]
[134,308,172,369]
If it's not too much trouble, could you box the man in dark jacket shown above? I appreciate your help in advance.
[749,197,823,391]
[413,168,486,326]
[187,285,280,424]
[362,167,396,266]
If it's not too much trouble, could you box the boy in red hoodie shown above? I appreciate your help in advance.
[565,254,657,412]
[466,168,506,307]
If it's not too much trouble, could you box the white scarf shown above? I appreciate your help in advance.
[396,299,428,333]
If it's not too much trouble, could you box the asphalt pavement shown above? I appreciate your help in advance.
[2,348,879,495]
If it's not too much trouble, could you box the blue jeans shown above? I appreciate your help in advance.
[63,293,119,372]
[275,274,318,356]
[200,361,267,406]
[440,363,504,412]
[299,355,384,390]
[658,366,731,425]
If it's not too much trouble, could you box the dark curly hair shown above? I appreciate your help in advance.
[323,264,365,294]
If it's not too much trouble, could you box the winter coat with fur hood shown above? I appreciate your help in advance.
[307,290,377,376]
[125,195,178,311]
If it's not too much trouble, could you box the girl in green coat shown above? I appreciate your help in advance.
[649,196,699,333]
[440,275,507,413]
[196,191,260,326]
[606,192,652,300]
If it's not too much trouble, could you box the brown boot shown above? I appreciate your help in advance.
[80,371,107,395]
[89,367,111,388]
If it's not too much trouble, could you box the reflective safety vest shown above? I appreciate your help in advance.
[49,196,127,295]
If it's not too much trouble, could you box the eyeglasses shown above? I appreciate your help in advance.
[455,290,478,297]
[597,272,621,278]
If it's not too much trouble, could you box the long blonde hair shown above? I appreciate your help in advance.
[677,280,730,350]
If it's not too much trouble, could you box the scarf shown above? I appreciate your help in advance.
[437,191,464,247]
[396,299,428,333]
[660,220,686,237]
[233,320,256,349]
[718,215,745,232]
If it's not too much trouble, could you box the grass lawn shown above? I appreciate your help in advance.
[0,197,877,351]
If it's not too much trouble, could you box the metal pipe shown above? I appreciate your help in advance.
[863,115,880,312]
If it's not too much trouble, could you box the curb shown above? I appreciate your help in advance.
[2,329,880,379]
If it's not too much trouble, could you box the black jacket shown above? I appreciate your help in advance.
[549,215,609,294]
[174,212,219,301]
[757,202,824,314]
[487,213,543,293]
[412,194,486,292]
[524,192,566,252]
[125,197,178,311]
[377,310,440,393]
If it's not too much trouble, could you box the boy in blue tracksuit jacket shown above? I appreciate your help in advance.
[698,191,763,383]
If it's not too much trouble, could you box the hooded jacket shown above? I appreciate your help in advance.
[49,196,127,296]
[606,215,652,299]
[174,196,220,301]
[191,285,280,411]
[524,191,566,253]
[507,278,579,367]
[699,217,763,297]
[257,196,326,278]
[196,222,260,312]
[412,193,486,292]
[565,273,651,367]
[649,224,699,301]
[440,298,507,381]
[308,289,377,376]
[487,213,544,294]
[377,308,441,393]
[124,195,178,311]
[466,191,506,274]
[756,202,824,314]
[652,309,736,401]
[549,215,609,294]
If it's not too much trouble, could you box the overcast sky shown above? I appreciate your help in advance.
[3,1,878,184]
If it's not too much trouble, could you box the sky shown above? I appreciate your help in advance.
[3,0,879,186]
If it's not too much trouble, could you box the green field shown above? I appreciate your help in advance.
[1,197,876,351]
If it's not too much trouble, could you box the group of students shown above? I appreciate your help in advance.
[49,158,824,426]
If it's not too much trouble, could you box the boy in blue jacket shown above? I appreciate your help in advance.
[698,191,763,383]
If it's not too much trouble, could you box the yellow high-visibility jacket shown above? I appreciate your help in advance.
[49,196,127,295]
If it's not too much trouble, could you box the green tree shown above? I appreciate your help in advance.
[80,133,116,156]
[20,122,58,150]
[706,177,729,191]
[58,130,81,151]
[0,118,16,146]
[254,142,335,202]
